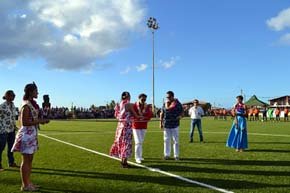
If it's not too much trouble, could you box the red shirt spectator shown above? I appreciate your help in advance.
[253,108,259,115]
[275,108,280,116]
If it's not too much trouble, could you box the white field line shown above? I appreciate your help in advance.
[39,133,234,193]
[41,130,290,138]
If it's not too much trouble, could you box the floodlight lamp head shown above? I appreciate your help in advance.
[153,23,159,29]
[147,17,159,30]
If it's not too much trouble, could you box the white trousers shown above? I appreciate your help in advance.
[132,129,146,160]
[164,127,179,157]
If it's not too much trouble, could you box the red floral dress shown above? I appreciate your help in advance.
[109,99,132,159]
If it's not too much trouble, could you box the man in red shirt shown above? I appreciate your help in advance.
[253,107,259,121]
[132,94,153,164]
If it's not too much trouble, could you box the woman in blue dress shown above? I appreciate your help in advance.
[226,95,248,152]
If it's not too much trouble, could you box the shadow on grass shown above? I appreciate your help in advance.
[192,177,290,189]
[250,141,290,145]
[0,177,96,193]
[247,149,290,153]
[182,141,290,145]
[147,164,290,177]
[7,167,192,188]
[5,167,290,191]
[32,179,290,193]
[146,157,290,167]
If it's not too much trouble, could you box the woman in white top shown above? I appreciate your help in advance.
[12,83,49,191]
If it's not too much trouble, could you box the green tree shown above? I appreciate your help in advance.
[109,100,116,109]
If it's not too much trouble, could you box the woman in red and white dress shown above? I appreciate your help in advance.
[12,83,49,191]
[110,91,141,168]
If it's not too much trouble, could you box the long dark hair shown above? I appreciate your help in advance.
[121,91,130,100]
[23,82,37,100]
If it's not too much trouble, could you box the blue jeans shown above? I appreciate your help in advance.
[0,131,15,166]
[189,119,203,142]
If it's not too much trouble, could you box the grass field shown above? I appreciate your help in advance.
[0,117,290,193]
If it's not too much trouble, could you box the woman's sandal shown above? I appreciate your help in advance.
[21,184,39,192]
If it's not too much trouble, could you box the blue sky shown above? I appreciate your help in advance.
[0,0,290,108]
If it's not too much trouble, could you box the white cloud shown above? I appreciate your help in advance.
[120,57,179,74]
[160,56,180,69]
[267,7,290,31]
[0,0,146,71]
[0,59,18,70]
[120,66,131,74]
[279,33,290,45]
[20,14,27,19]
[63,34,78,45]
[136,63,148,72]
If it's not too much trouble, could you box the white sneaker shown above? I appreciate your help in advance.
[136,159,142,164]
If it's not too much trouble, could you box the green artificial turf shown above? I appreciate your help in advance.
[0,118,289,193]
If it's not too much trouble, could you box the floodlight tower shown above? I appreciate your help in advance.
[147,17,159,115]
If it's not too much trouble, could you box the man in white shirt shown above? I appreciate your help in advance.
[188,99,204,143]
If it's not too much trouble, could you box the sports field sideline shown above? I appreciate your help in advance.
[0,117,290,193]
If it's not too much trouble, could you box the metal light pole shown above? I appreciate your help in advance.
[147,17,159,115]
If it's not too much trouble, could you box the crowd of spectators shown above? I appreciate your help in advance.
[208,106,289,122]
[39,106,115,119]
[15,104,289,121]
